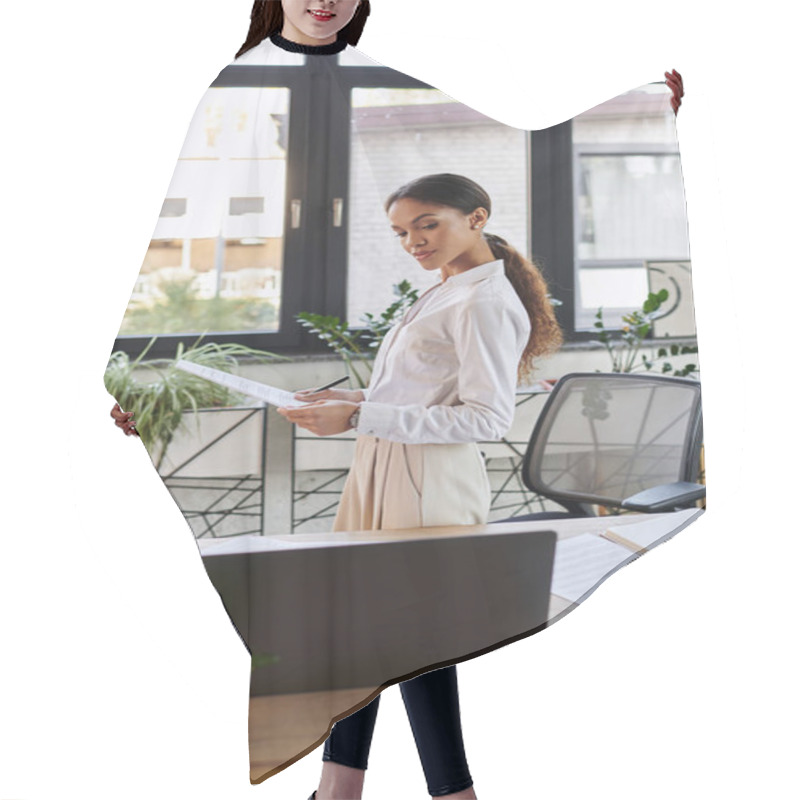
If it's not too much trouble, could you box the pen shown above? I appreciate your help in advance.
[309,376,349,392]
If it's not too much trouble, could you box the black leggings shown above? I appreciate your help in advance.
[322,665,473,797]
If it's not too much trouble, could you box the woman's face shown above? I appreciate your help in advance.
[281,0,361,44]
[387,198,489,276]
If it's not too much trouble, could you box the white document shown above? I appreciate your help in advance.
[550,533,633,603]
[605,507,701,550]
[175,360,308,408]
[551,509,703,603]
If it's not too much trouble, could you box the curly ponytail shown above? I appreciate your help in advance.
[482,232,562,383]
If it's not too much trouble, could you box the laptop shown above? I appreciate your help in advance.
[201,528,557,695]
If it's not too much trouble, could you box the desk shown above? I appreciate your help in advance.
[198,507,702,782]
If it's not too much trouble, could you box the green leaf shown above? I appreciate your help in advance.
[642,288,669,314]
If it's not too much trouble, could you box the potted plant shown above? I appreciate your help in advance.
[104,336,285,470]
[296,280,420,388]
[593,289,699,378]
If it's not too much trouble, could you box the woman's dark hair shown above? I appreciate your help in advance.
[384,173,563,383]
[236,0,371,59]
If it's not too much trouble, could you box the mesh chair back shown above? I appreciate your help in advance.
[524,373,703,510]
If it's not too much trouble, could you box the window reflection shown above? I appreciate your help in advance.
[572,84,691,331]
[347,87,528,326]
[119,87,290,337]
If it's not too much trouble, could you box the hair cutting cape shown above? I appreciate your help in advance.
[106,32,703,783]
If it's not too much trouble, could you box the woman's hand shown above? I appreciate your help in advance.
[665,68,684,115]
[293,387,365,404]
[110,402,139,437]
[277,400,359,436]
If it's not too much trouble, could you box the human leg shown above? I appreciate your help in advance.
[315,695,381,800]
[317,439,485,798]
[400,665,474,798]
[322,694,381,769]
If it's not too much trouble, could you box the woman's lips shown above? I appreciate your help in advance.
[308,9,335,21]
[414,251,435,261]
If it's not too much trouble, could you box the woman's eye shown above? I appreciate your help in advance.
[422,223,437,230]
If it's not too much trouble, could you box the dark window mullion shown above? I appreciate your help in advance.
[530,120,578,340]
[321,60,356,324]
[277,63,320,351]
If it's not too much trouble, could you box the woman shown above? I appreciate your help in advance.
[277,171,562,800]
[106,1,685,792]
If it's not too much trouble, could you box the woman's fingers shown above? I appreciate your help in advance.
[277,400,354,437]
[665,69,684,115]
[110,403,140,436]
[294,389,328,400]
[279,400,325,420]
[665,69,683,90]
[277,405,318,434]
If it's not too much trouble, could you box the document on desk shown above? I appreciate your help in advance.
[551,509,703,603]
[551,534,632,603]
[175,360,307,408]
[605,507,701,550]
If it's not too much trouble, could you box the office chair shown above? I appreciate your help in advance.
[502,372,705,521]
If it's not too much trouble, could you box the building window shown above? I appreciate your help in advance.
[571,84,691,333]
[113,58,691,359]
[346,87,528,325]
[117,86,290,342]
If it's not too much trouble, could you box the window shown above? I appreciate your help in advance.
[118,86,290,342]
[160,198,187,217]
[346,87,528,325]
[113,57,690,359]
[527,83,692,338]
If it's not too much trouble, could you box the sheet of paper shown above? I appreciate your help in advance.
[175,360,307,408]
[550,533,633,603]
[605,507,701,550]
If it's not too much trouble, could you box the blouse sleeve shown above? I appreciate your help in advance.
[355,293,529,444]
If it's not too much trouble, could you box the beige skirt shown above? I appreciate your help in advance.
[333,435,492,532]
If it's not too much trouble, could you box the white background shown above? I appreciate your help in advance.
[1,1,797,798]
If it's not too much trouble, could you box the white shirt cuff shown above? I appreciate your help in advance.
[355,401,396,438]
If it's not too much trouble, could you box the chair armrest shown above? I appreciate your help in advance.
[621,481,706,513]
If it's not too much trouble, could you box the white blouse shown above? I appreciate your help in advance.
[356,260,531,444]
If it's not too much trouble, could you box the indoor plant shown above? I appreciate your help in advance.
[104,336,284,470]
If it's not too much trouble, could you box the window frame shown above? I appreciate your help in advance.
[571,142,686,332]
[111,61,684,360]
